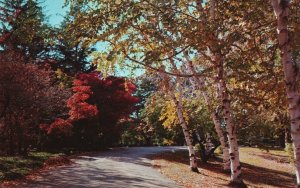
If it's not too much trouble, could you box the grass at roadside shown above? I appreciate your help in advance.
[0,152,64,181]
[151,147,295,188]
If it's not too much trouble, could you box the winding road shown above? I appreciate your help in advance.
[13,146,185,188]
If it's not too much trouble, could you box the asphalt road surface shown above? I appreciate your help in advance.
[12,146,185,188]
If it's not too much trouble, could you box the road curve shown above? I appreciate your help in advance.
[13,146,186,188]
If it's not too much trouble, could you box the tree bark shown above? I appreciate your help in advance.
[0,95,9,119]
[211,111,231,171]
[272,0,300,185]
[285,127,292,147]
[161,70,199,172]
[207,0,243,183]
[216,56,242,184]
[184,53,231,171]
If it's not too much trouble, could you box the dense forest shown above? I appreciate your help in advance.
[0,0,300,187]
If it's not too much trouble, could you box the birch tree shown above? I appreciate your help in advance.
[272,0,300,185]
[160,65,199,172]
[183,52,230,171]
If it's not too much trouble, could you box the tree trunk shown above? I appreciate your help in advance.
[16,122,23,155]
[272,1,300,185]
[7,115,15,155]
[161,70,199,172]
[170,88,198,172]
[185,54,230,171]
[216,57,242,184]
[285,127,292,147]
[278,127,286,148]
[194,129,206,162]
[211,111,231,171]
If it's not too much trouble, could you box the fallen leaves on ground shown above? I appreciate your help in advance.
[151,147,295,188]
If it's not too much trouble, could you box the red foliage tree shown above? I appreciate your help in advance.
[0,51,71,155]
[67,79,98,121]
[40,71,138,150]
[63,72,139,149]
[40,118,72,136]
[75,73,139,121]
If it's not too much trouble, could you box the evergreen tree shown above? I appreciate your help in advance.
[50,11,96,75]
[0,0,51,61]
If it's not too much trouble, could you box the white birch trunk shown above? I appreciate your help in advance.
[216,56,242,184]
[170,89,198,172]
[161,71,199,172]
[208,0,242,183]
[211,111,231,171]
[272,0,300,185]
[184,54,230,171]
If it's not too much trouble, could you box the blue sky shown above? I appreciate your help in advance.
[40,0,68,26]
[39,0,143,77]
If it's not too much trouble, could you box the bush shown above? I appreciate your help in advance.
[163,139,175,146]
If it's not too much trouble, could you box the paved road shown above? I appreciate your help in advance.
[13,147,185,188]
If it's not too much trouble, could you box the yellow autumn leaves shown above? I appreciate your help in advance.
[159,95,190,129]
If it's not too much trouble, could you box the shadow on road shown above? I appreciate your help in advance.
[13,147,185,188]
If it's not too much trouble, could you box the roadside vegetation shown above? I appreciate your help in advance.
[0,152,65,181]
